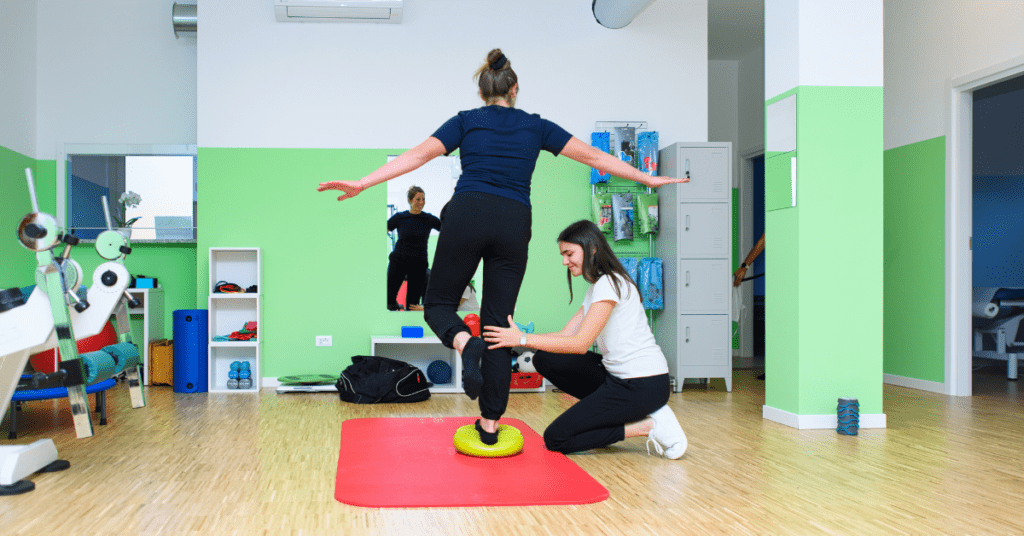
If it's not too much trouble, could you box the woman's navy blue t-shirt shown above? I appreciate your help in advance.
[431,106,573,209]
[387,211,441,259]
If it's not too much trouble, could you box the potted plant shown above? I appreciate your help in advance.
[114,191,142,239]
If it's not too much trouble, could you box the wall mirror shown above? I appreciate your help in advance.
[57,144,197,241]
[385,154,480,312]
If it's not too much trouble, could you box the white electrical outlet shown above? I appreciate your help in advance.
[316,336,332,347]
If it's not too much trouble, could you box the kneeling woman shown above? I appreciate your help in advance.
[483,220,687,459]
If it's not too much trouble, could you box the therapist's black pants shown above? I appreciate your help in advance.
[424,191,531,420]
[533,350,670,454]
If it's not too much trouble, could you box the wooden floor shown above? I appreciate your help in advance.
[3,367,1024,535]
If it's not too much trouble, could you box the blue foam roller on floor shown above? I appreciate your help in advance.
[80,351,117,384]
[102,342,140,373]
[173,309,208,393]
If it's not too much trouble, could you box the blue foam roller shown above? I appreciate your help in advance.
[102,342,140,373]
[80,351,117,384]
[240,361,250,371]
[231,361,241,371]
[238,370,251,380]
[173,309,209,393]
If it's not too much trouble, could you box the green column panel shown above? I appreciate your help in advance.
[765,151,795,211]
[763,86,884,418]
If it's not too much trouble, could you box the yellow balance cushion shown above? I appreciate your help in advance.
[453,423,524,458]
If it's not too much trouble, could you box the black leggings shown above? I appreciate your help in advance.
[387,253,428,309]
[533,350,670,454]
[423,191,531,420]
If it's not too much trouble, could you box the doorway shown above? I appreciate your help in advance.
[970,73,1024,395]
[948,56,1024,396]
[738,149,765,370]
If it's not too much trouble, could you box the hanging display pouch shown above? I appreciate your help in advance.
[592,192,613,234]
[636,193,659,235]
[612,192,634,242]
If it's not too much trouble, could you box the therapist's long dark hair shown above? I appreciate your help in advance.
[557,220,637,304]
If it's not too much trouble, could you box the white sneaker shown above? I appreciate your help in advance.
[646,405,687,460]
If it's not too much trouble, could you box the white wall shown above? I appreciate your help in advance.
[199,0,708,150]
[766,0,882,99]
[885,0,1024,150]
[34,0,197,161]
[0,0,37,157]
[709,60,739,145]
[738,45,765,157]
[709,59,738,186]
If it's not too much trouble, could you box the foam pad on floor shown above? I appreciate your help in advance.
[335,417,608,508]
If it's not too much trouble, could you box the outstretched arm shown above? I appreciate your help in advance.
[483,301,614,354]
[733,232,765,286]
[317,137,448,201]
[559,137,689,189]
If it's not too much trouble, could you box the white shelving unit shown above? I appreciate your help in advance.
[371,336,461,393]
[208,248,261,393]
[369,336,545,394]
[656,142,733,392]
[127,287,164,386]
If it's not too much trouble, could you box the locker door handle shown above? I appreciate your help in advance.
[685,215,690,231]
[685,326,690,342]
[685,271,690,286]
[685,158,690,179]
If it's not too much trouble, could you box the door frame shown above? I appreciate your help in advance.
[737,144,765,360]
[946,55,1024,396]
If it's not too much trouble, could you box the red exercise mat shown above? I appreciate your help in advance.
[335,417,609,508]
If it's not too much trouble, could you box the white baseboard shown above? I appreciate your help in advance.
[883,373,946,394]
[263,377,281,387]
[762,405,887,429]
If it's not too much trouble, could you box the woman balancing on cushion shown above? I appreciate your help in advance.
[317,49,688,446]
[483,220,688,459]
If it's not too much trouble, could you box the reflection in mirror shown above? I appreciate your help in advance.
[59,145,197,241]
[385,155,481,312]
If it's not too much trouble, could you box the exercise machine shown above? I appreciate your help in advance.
[1,169,145,494]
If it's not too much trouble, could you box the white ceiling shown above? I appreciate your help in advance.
[708,0,764,60]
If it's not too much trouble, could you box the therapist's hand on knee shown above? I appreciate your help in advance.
[483,315,522,349]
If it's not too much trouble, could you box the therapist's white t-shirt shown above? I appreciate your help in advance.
[583,273,670,379]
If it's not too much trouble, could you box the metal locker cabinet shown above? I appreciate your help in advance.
[676,259,731,314]
[656,142,733,392]
[659,144,731,200]
[677,203,731,258]
[674,315,732,391]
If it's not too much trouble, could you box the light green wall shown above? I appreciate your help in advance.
[1,145,49,288]
[197,148,593,377]
[765,86,885,416]
[883,136,946,382]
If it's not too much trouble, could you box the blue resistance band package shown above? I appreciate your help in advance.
[639,257,664,310]
[637,131,659,176]
[590,132,611,184]
[619,257,640,288]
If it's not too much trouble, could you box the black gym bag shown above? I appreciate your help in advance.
[336,355,432,404]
